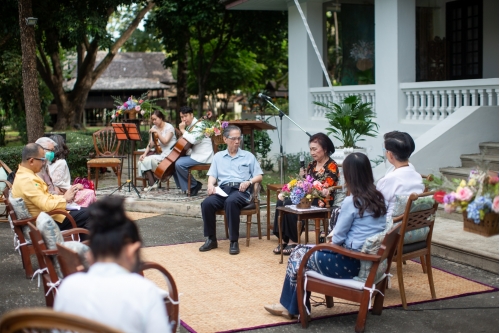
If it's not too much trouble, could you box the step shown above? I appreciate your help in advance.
[431,216,499,273]
[479,142,499,155]
[460,154,499,171]
[439,167,471,181]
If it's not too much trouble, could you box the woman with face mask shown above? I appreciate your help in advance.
[376,131,424,216]
[48,135,97,207]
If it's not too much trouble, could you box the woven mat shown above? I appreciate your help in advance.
[141,239,495,333]
[96,186,207,202]
[126,212,160,221]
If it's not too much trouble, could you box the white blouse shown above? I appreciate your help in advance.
[153,123,176,154]
[48,159,72,191]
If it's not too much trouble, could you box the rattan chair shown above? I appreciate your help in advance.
[0,307,123,333]
[87,127,123,189]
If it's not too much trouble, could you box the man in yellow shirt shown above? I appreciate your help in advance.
[11,143,90,231]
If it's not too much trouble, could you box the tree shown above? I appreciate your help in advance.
[18,0,45,142]
[29,0,154,130]
[150,0,287,118]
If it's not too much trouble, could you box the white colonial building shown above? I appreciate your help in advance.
[223,0,499,179]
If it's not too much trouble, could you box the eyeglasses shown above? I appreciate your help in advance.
[41,146,55,152]
[226,136,243,141]
[28,157,47,162]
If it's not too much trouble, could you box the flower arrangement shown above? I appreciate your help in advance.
[107,93,164,122]
[195,112,229,140]
[426,168,499,223]
[278,175,332,208]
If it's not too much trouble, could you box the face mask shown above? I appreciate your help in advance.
[45,151,55,162]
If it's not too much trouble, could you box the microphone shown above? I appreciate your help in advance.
[299,155,305,170]
[258,93,272,101]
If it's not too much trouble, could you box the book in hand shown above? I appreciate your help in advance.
[66,202,81,211]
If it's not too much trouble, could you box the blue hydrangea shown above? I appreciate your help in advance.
[466,202,481,224]
[290,190,305,204]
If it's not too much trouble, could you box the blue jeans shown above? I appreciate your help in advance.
[173,156,202,191]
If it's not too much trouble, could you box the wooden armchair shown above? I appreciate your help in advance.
[139,261,180,333]
[297,224,401,333]
[56,243,87,277]
[393,191,438,309]
[27,221,89,307]
[0,160,13,222]
[0,307,123,333]
[87,127,123,189]
[215,182,262,247]
[187,137,219,197]
[3,187,79,279]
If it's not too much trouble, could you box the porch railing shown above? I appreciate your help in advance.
[310,85,376,118]
[400,78,499,122]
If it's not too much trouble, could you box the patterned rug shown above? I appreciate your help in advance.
[96,186,208,202]
[140,239,497,333]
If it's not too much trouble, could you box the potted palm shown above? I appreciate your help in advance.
[314,95,378,163]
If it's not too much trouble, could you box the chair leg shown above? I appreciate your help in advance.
[257,210,262,240]
[425,253,437,299]
[355,292,370,333]
[397,259,408,310]
[94,168,99,189]
[420,255,427,273]
[304,219,309,244]
[117,165,121,187]
[372,279,388,315]
[297,278,309,328]
[224,215,229,239]
[187,169,191,197]
[20,246,34,279]
[325,296,334,308]
[246,215,251,247]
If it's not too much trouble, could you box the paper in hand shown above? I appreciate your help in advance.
[214,186,228,197]
[66,202,81,211]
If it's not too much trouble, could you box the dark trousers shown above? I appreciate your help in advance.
[201,185,251,242]
[273,198,301,243]
[57,208,90,240]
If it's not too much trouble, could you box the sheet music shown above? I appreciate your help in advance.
[215,186,228,197]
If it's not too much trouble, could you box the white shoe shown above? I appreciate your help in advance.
[264,304,294,319]
[144,183,158,193]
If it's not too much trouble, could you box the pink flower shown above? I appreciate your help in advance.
[140,110,145,116]
[313,180,322,187]
[444,203,455,213]
[281,184,289,192]
[493,196,499,213]
[489,176,499,184]
[123,102,128,107]
[139,99,144,103]
[135,105,141,111]
[318,200,325,207]
[214,128,221,135]
[278,193,285,201]
[455,187,474,201]
[321,188,329,197]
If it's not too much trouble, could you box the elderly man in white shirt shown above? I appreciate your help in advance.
[173,106,214,196]
[376,131,424,216]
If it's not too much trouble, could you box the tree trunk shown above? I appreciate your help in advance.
[175,33,189,126]
[18,0,44,142]
[197,80,205,118]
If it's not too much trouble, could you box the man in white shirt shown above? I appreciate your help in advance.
[54,198,170,333]
[173,106,214,196]
[376,131,424,216]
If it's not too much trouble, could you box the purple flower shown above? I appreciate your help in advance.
[443,192,456,204]
[221,121,229,129]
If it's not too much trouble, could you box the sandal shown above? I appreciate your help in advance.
[273,243,287,255]
[282,244,297,255]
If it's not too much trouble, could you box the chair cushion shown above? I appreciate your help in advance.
[0,167,8,191]
[402,240,427,254]
[306,269,387,290]
[403,226,430,245]
[8,193,32,243]
[61,241,91,270]
[37,212,65,279]
[87,158,121,165]
[242,201,256,210]
[392,195,436,217]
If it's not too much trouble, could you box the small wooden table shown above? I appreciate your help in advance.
[266,184,285,240]
[277,206,330,264]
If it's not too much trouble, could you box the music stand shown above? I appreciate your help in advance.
[109,123,142,198]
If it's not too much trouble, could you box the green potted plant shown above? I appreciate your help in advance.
[314,95,379,162]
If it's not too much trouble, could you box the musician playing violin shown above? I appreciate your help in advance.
[173,106,214,196]
[138,110,176,191]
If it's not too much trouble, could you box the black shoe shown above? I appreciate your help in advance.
[190,181,203,196]
[199,238,218,252]
[229,241,240,255]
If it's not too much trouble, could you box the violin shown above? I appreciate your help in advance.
[154,114,209,181]
[152,132,162,154]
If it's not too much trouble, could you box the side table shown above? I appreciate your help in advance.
[276,206,330,264]
[266,184,285,240]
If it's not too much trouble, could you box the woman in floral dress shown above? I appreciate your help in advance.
[272,133,339,255]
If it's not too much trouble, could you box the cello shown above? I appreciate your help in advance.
[154,114,208,181]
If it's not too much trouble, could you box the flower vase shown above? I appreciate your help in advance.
[462,212,499,237]
[297,197,312,209]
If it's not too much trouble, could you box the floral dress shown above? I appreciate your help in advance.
[305,158,339,206]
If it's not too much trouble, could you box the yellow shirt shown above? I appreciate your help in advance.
[11,165,67,223]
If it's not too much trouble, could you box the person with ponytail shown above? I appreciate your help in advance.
[264,152,387,319]
[54,197,170,333]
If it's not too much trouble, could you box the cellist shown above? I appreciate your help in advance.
[138,110,176,191]
[173,106,214,196]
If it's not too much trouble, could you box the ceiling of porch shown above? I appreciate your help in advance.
[223,0,374,11]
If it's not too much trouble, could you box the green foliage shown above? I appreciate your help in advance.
[260,158,274,172]
[280,151,313,174]
[315,95,379,148]
[243,130,272,159]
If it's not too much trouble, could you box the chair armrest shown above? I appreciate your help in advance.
[0,160,12,174]
[61,228,90,236]
[13,216,38,226]
[393,215,403,223]
[42,249,58,256]
[47,209,77,228]
[0,180,12,188]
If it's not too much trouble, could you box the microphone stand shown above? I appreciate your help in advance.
[261,97,312,184]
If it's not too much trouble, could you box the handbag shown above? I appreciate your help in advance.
[73,177,95,191]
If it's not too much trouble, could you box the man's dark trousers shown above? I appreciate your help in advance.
[201,185,251,241]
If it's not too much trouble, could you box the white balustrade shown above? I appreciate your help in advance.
[400,78,499,123]
[310,85,375,118]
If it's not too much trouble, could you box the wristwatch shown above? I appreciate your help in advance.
[248,180,253,185]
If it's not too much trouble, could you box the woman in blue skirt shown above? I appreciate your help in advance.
[264,152,388,318]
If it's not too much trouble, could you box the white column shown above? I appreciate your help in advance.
[374,0,415,133]
[287,1,324,151]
